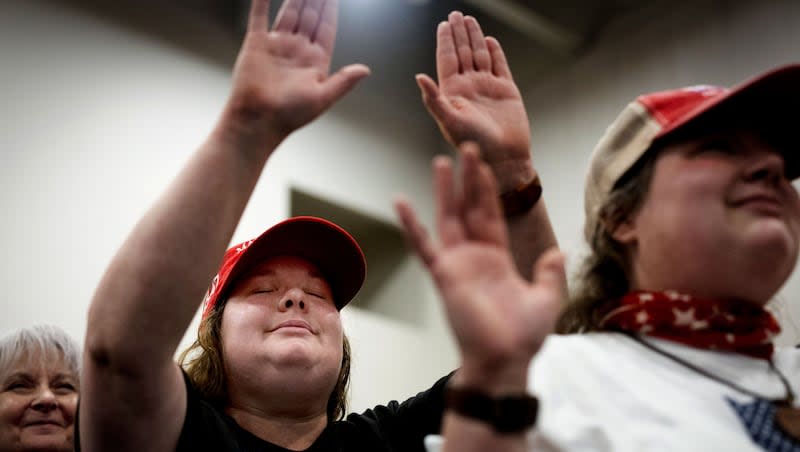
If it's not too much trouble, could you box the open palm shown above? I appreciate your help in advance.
[228,0,370,138]
[395,144,565,369]
[417,13,531,170]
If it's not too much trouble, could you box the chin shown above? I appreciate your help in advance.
[20,437,72,452]
[744,220,798,262]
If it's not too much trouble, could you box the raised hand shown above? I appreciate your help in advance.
[416,12,531,192]
[394,143,565,379]
[226,0,370,139]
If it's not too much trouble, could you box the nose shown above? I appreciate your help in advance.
[743,150,786,186]
[31,387,58,412]
[278,288,307,312]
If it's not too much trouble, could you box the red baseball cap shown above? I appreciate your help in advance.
[201,216,366,318]
[584,63,800,242]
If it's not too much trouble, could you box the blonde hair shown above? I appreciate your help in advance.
[558,152,657,333]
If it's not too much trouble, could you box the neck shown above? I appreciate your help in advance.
[225,404,328,450]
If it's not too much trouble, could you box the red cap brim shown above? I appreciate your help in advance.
[202,216,366,317]
[655,64,800,177]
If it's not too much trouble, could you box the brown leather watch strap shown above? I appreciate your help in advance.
[500,175,542,217]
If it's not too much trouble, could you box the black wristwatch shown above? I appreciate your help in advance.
[445,385,538,434]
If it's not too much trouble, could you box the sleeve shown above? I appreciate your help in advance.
[73,371,235,452]
[173,371,239,451]
[342,372,453,452]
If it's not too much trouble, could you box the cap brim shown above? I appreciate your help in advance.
[224,217,366,310]
[655,64,800,178]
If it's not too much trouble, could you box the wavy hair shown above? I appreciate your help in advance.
[557,151,658,333]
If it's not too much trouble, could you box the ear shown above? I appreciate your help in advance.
[609,216,638,244]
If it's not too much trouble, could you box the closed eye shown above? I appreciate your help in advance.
[4,380,34,392]
[54,381,76,391]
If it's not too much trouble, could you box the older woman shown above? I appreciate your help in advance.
[398,64,800,451]
[0,325,80,452]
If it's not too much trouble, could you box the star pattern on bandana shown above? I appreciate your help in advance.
[599,291,781,359]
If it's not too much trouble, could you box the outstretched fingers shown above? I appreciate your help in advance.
[464,16,491,72]
[273,0,302,32]
[486,36,512,79]
[247,0,272,32]
[459,143,508,246]
[395,196,438,268]
[315,0,338,54]
[433,156,467,247]
[296,0,324,36]
[448,11,473,73]
[436,21,459,80]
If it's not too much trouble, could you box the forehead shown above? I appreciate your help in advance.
[236,255,329,285]
[1,352,74,381]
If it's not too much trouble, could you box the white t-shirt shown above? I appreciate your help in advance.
[425,333,800,451]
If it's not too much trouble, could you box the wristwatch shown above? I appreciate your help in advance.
[445,385,538,434]
[500,175,542,217]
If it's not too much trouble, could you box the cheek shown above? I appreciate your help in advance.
[60,394,78,422]
[221,303,266,337]
[320,309,343,334]
[0,396,26,423]
[787,194,800,231]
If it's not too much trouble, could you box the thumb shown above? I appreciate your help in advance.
[321,64,371,105]
[415,74,451,121]
[531,247,567,296]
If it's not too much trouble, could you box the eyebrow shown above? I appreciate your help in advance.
[52,373,78,382]
[3,371,77,383]
[2,372,33,384]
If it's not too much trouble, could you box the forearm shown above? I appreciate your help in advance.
[507,199,557,281]
[85,108,285,372]
[491,160,558,281]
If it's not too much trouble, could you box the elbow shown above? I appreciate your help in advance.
[84,304,150,379]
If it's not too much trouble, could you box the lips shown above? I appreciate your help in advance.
[271,319,313,333]
[733,193,784,216]
[23,419,64,428]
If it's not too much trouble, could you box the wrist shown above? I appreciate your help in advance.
[487,158,536,194]
[209,105,287,161]
[456,359,531,395]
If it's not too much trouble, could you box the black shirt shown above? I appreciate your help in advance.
[174,373,449,452]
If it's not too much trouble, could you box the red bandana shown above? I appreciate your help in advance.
[599,291,781,360]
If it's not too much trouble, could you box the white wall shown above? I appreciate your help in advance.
[0,0,458,413]
[522,0,800,344]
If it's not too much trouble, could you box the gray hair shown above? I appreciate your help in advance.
[0,325,80,382]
